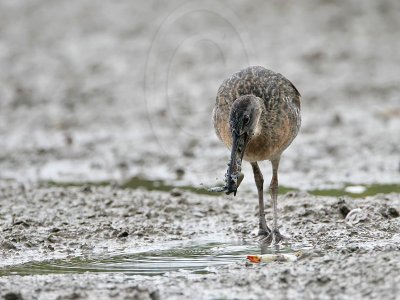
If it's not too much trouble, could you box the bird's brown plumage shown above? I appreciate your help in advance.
[213,66,301,162]
[212,66,301,246]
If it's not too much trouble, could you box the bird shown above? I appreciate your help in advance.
[212,66,301,245]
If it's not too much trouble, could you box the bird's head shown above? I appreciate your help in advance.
[225,95,262,195]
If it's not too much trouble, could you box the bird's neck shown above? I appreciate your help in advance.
[251,101,265,140]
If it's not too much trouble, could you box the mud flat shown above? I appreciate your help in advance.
[1,0,400,299]
[1,184,399,299]
[0,0,399,191]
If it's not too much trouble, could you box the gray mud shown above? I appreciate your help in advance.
[1,185,400,299]
[1,0,400,299]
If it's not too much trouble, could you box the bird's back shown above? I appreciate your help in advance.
[215,66,300,109]
[213,66,301,161]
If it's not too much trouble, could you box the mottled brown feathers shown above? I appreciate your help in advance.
[213,66,301,162]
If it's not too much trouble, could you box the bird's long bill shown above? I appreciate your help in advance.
[225,132,248,195]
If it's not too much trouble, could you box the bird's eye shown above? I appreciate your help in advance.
[244,115,250,125]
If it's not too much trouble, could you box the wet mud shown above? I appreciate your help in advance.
[1,0,400,299]
[1,185,400,299]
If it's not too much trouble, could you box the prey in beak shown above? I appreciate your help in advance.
[224,129,249,195]
[207,131,247,194]
[224,96,257,195]
[209,95,261,195]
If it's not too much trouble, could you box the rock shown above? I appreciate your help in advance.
[379,206,399,219]
[80,185,92,193]
[345,208,368,225]
[1,241,17,250]
[149,291,160,300]
[170,188,183,197]
[3,292,23,300]
[339,205,350,218]
[117,231,129,238]
[387,207,399,218]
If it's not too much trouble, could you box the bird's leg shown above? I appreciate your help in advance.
[251,162,271,236]
[269,157,286,245]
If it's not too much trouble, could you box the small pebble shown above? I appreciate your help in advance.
[117,231,129,238]
[3,292,23,300]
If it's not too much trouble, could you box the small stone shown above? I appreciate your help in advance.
[1,241,16,250]
[317,275,331,284]
[109,291,119,298]
[134,231,144,237]
[331,113,342,126]
[175,168,185,178]
[64,133,73,146]
[3,292,24,300]
[388,207,399,218]
[339,205,350,218]
[345,208,368,225]
[47,235,58,243]
[57,292,85,300]
[81,185,92,193]
[150,291,160,300]
[117,231,129,238]
[164,206,177,213]
[379,207,399,219]
[170,188,183,197]
[177,197,187,205]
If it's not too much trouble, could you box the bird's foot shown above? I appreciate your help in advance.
[271,228,288,245]
[258,227,271,237]
[257,227,272,245]
[259,228,288,246]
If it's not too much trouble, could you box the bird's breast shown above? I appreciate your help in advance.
[244,116,298,162]
[243,135,277,162]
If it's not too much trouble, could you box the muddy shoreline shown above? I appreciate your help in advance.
[0,0,399,191]
[1,0,400,299]
[1,184,400,299]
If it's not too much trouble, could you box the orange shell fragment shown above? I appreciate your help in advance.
[246,255,261,263]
